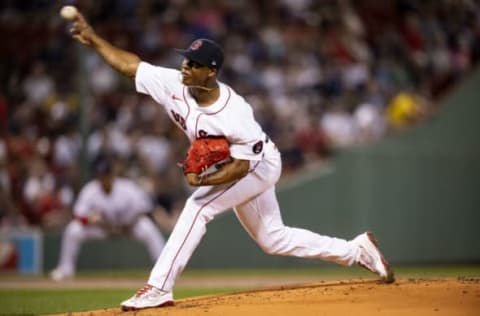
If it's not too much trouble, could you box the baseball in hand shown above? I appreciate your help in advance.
[60,5,78,20]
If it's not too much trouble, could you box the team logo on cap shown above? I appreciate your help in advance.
[190,40,203,50]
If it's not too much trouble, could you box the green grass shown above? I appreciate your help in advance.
[0,288,236,315]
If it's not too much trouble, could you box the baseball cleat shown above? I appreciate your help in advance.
[352,231,395,284]
[120,284,174,311]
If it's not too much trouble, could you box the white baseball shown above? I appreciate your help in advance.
[60,5,78,20]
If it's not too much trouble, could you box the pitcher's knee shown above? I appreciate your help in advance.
[258,227,290,255]
[184,197,217,224]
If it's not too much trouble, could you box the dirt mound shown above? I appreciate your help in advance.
[61,278,480,316]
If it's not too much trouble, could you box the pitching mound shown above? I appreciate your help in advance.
[67,278,479,316]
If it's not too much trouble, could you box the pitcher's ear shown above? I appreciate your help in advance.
[208,68,218,77]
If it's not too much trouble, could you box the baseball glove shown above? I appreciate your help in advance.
[182,137,231,176]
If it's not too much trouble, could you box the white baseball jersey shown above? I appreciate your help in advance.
[135,62,359,292]
[74,177,152,225]
[135,62,267,161]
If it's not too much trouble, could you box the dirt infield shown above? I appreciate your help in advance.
[64,278,479,316]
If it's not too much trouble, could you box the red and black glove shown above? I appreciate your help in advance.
[182,137,231,175]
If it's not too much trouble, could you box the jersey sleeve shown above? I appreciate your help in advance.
[135,62,180,104]
[228,103,267,161]
[73,184,93,217]
[229,139,265,161]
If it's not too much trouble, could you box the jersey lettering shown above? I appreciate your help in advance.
[171,110,187,130]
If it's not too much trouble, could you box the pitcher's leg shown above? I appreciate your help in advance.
[147,183,236,291]
[234,187,358,266]
[147,172,275,291]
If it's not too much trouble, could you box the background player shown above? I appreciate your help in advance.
[50,157,165,281]
[66,11,394,309]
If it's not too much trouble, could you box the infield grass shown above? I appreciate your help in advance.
[0,287,237,315]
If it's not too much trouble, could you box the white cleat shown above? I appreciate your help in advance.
[352,231,395,284]
[49,268,73,282]
[120,284,174,311]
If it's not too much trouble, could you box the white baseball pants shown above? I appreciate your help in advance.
[54,216,165,276]
[148,141,359,291]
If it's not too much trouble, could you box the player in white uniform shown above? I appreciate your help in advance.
[50,158,165,281]
[68,13,394,310]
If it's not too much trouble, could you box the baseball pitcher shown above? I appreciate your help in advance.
[64,10,394,310]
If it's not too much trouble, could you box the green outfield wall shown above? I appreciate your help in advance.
[43,69,480,271]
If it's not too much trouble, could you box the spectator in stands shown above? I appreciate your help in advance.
[320,102,358,148]
[22,62,55,108]
[0,141,28,230]
[0,0,479,230]
[386,91,429,130]
[23,156,67,227]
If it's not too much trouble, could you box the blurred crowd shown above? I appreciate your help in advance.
[1,0,480,231]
